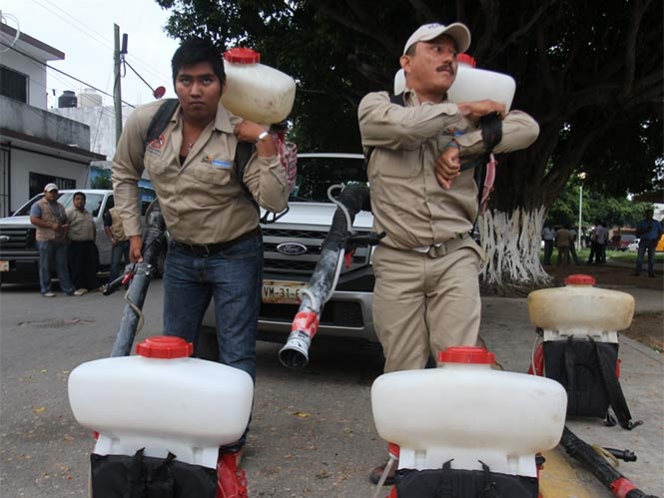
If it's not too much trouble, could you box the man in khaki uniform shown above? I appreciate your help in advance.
[66,191,99,293]
[29,183,83,297]
[358,22,539,484]
[103,207,129,283]
[112,38,288,492]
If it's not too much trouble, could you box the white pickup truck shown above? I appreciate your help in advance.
[0,189,158,284]
[199,153,380,357]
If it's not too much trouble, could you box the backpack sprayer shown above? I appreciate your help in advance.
[278,184,383,368]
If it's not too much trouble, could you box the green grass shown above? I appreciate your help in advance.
[539,248,664,264]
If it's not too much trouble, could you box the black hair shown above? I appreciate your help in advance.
[171,37,226,87]
[73,191,86,201]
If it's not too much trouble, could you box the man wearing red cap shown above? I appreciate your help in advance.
[359,22,540,484]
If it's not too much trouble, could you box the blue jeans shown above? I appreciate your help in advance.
[109,240,130,282]
[163,234,263,381]
[636,239,657,275]
[36,240,75,294]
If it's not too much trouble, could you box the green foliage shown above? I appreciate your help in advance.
[546,179,653,229]
[90,168,112,189]
[155,0,663,210]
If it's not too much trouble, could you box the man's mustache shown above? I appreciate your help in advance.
[436,64,455,75]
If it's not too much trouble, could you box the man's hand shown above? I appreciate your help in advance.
[233,120,268,143]
[457,100,506,122]
[435,146,461,190]
[129,235,144,263]
[234,120,276,157]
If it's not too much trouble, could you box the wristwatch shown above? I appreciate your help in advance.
[256,130,269,143]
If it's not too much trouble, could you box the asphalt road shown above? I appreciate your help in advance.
[0,280,387,498]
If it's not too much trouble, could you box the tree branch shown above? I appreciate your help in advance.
[623,0,651,97]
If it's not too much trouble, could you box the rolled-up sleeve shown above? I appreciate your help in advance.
[358,92,465,151]
[112,108,150,237]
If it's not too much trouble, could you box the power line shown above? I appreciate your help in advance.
[0,40,136,108]
[32,0,172,85]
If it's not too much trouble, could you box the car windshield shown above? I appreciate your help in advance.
[291,156,368,202]
[13,193,106,217]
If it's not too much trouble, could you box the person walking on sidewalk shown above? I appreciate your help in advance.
[29,183,84,297]
[66,191,100,293]
[634,208,662,277]
[358,21,539,485]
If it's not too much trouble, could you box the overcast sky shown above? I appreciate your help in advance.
[1,0,181,109]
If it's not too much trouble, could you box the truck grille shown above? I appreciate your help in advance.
[0,227,35,251]
[262,226,371,276]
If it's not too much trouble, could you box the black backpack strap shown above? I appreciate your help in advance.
[436,459,454,498]
[144,98,179,147]
[591,338,643,430]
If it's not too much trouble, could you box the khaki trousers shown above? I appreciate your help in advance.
[372,242,482,373]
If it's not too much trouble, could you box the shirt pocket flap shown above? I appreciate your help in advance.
[190,163,233,186]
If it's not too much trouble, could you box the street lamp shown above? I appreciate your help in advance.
[578,172,587,251]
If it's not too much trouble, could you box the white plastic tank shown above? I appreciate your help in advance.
[68,336,254,468]
[393,54,516,111]
[221,47,296,124]
[447,54,516,111]
[79,88,103,107]
[528,274,635,343]
[371,346,567,477]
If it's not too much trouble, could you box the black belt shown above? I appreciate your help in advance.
[172,227,260,257]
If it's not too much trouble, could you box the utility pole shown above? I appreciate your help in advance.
[113,24,126,145]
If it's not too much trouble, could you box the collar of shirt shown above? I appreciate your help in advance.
[168,101,236,135]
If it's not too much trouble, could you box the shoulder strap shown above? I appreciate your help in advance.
[144,99,179,147]
[234,141,259,213]
[591,338,642,430]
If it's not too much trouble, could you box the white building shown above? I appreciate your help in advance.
[0,22,104,217]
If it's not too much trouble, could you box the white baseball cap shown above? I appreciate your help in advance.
[44,183,59,192]
[403,22,471,55]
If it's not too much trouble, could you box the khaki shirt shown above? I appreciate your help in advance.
[358,90,539,250]
[112,100,288,244]
[66,207,95,241]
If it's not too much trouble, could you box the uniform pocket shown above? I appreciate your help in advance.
[189,162,232,186]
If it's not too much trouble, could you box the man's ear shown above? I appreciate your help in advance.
[399,54,410,73]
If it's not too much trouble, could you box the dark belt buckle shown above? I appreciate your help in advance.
[427,244,447,259]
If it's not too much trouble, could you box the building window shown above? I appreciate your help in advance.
[0,65,28,103]
[29,172,75,199]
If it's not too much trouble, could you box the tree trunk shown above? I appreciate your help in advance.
[479,207,554,297]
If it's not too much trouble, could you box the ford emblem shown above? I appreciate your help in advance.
[277,242,308,256]
[0,235,9,242]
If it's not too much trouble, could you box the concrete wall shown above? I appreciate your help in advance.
[51,104,132,159]
[2,96,91,150]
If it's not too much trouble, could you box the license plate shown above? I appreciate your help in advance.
[0,260,8,272]
[262,279,307,304]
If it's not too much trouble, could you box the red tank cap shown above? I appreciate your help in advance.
[224,47,261,64]
[437,346,495,364]
[136,336,193,359]
[564,274,596,286]
[457,53,477,67]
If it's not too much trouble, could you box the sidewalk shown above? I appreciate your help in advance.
[478,284,664,497]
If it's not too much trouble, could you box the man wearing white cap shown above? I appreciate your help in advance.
[359,22,540,484]
[29,183,84,297]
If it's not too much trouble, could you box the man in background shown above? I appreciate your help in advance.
[104,206,130,283]
[634,208,662,277]
[29,183,84,297]
[67,191,100,293]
